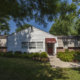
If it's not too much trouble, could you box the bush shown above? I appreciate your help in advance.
[21,52,29,58]
[5,52,13,57]
[0,52,6,56]
[14,51,22,57]
[57,52,74,62]
[7,51,13,53]
[74,51,80,62]
[33,53,40,57]
[28,53,34,59]
[15,51,22,54]
[40,52,48,58]
[0,51,49,62]
[65,49,69,53]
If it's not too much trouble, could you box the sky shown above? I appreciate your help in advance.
[9,0,72,34]
[9,19,54,33]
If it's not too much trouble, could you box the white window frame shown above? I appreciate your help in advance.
[22,42,29,48]
[29,42,36,49]
[37,42,43,49]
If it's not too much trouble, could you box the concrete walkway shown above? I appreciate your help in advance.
[48,55,80,68]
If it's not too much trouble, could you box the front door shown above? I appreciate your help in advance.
[47,43,53,55]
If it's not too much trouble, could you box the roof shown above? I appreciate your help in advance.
[57,36,80,39]
[8,26,56,37]
[0,35,7,39]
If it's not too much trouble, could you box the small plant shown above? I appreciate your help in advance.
[40,52,48,58]
[74,51,80,62]
[57,52,74,62]
[0,51,49,62]
[33,53,40,57]
[28,53,34,59]
[33,53,40,60]
[21,52,29,58]
[65,49,69,53]
[14,51,22,57]
[40,52,48,62]
[0,52,6,56]
[15,51,22,54]
[6,52,13,57]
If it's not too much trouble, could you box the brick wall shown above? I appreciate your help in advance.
[57,47,65,52]
[0,47,7,52]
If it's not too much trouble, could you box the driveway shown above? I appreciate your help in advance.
[49,55,80,68]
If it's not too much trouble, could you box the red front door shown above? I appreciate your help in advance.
[47,43,53,55]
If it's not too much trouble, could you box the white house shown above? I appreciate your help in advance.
[7,26,58,55]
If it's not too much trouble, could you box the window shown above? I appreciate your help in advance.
[29,42,36,49]
[37,42,43,49]
[63,41,68,49]
[22,42,43,49]
[22,42,28,48]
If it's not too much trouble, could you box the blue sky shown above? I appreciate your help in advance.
[9,0,72,33]
[9,19,54,33]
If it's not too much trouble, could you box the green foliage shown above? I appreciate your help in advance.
[0,17,10,35]
[0,52,48,62]
[14,51,22,57]
[16,24,31,32]
[40,52,48,58]
[21,53,29,58]
[27,53,34,59]
[57,52,74,62]
[0,52,6,56]
[49,12,78,35]
[0,0,80,33]
[49,2,80,36]
[0,57,77,80]
[33,53,40,57]
[57,51,80,62]
[5,52,13,57]
[65,49,69,53]
[0,0,61,27]
[75,19,80,35]
[74,51,80,61]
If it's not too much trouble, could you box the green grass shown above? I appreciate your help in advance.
[0,57,80,80]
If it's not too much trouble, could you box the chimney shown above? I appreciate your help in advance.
[31,26,33,32]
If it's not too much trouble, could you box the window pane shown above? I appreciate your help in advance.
[29,42,36,49]
[22,42,28,48]
[37,42,43,49]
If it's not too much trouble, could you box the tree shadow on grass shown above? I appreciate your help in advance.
[31,63,69,80]
[0,58,69,80]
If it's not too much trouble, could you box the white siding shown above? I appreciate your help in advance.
[7,27,58,54]
[0,39,7,47]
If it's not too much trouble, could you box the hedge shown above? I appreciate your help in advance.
[0,52,49,62]
[57,51,80,62]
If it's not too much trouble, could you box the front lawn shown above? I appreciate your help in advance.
[0,57,80,80]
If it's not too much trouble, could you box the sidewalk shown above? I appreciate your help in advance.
[49,55,80,68]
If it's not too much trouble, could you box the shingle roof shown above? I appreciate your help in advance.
[57,36,80,39]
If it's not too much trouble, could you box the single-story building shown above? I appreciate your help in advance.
[0,35,7,52]
[7,26,58,55]
[57,36,80,52]
[6,26,80,55]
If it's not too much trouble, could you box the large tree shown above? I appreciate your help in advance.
[0,0,61,25]
[16,24,31,32]
[0,0,61,34]
[49,2,80,35]
[0,0,80,34]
